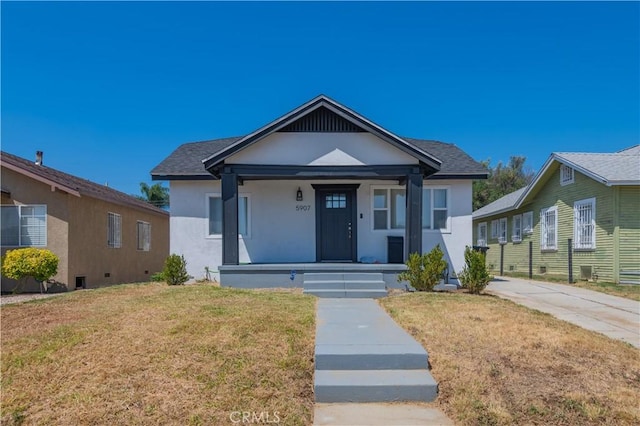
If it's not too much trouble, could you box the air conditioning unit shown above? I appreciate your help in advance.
[476,239,487,247]
[512,235,522,243]
[498,237,507,244]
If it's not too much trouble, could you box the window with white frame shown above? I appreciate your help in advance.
[512,214,522,242]
[422,188,449,230]
[1,205,47,247]
[137,221,151,251]
[522,211,533,234]
[207,195,249,237]
[477,222,487,246]
[574,198,595,250]
[498,217,507,243]
[108,212,122,248]
[560,164,574,186]
[491,220,499,239]
[373,188,405,229]
[540,206,558,250]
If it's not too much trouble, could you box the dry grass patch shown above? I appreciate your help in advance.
[380,292,640,425]
[1,283,315,425]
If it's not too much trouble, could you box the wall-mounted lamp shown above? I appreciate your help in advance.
[296,187,303,201]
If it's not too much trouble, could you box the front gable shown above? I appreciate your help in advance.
[202,95,441,176]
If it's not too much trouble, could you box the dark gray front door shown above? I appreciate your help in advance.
[315,187,357,262]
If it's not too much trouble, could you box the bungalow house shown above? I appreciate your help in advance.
[473,145,640,284]
[151,95,487,293]
[1,151,169,292]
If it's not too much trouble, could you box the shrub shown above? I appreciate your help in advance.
[398,245,448,291]
[150,272,165,282]
[458,246,493,294]
[162,254,189,285]
[1,248,59,293]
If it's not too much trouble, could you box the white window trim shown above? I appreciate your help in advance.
[371,185,405,231]
[205,192,251,239]
[560,164,574,186]
[137,220,151,251]
[540,205,558,251]
[477,222,487,247]
[512,214,522,243]
[370,185,451,233]
[522,211,534,235]
[498,217,508,244]
[574,197,596,250]
[1,204,47,247]
[107,212,122,249]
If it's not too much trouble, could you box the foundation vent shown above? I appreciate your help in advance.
[580,266,593,281]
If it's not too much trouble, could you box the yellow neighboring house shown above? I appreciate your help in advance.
[1,151,169,293]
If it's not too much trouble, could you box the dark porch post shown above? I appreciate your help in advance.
[405,172,423,260]
[221,171,239,265]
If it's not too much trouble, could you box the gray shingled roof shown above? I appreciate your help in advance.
[472,187,527,219]
[151,136,487,179]
[2,151,168,216]
[151,137,241,178]
[554,145,640,185]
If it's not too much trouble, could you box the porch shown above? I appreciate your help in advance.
[218,262,408,290]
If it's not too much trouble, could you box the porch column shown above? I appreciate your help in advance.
[405,172,423,259]
[221,172,239,265]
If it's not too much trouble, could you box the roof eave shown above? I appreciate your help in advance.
[2,161,82,197]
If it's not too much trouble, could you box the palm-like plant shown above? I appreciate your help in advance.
[137,182,170,208]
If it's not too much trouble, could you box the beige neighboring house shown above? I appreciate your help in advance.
[1,151,169,293]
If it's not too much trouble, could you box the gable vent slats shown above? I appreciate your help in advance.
[280,106,365,132]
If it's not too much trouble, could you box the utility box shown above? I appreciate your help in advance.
[387,236,404,264]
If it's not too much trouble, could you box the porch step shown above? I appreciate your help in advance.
[314,370,438,403]
[303,272,387,298]
[304,280,386,290]
[304,290,388,299]
[315,343,428,370]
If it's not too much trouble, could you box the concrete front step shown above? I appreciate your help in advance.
[304,280,387,290]
[315,344,428,370]
[305,272,384,282]
[314,369,438,403]
[304,289,388,298]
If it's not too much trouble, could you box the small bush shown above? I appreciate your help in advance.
[1,248,59,293]
[458,246,493,294]
[398,245,448,291]
[162,254,189,285]
[150,272,165,282]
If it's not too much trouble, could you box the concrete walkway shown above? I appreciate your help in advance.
[313,298,452,425]
[487,277,640,348]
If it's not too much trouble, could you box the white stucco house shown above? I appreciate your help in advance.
[151,95,487,292]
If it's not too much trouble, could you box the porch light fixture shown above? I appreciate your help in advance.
[296,187,303,201]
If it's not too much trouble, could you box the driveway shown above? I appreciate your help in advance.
[486,277,640,348]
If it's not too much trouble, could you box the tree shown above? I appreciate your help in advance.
[137,182,170,209]
[473,156,535,210]
[1,248,59,293]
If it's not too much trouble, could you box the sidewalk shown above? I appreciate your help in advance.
[487,277,640,348]
[313,298,452,425]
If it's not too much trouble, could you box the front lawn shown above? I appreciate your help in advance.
[381,292,640,425]
[1,283,316,425]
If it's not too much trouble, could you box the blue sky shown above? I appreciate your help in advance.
[2,1,638,198]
